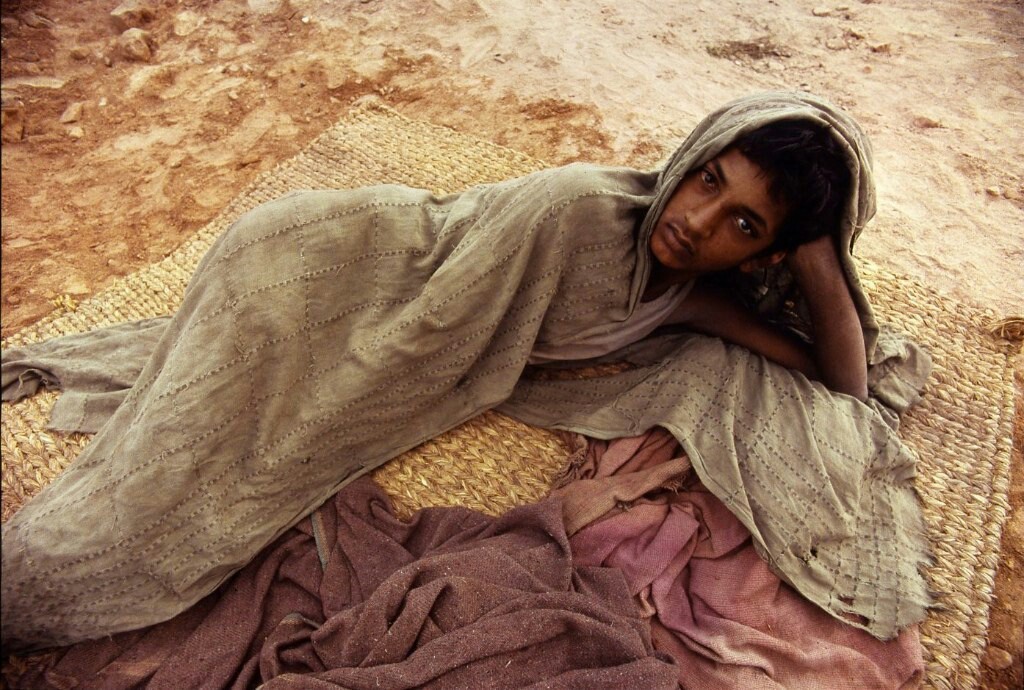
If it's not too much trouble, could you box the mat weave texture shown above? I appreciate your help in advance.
[1,103,1018,690]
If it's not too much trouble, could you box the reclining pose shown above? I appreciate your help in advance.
[1,91,929,653]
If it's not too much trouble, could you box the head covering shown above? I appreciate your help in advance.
[637,91,880,357]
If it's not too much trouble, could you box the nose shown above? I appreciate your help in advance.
[684,199,719,240]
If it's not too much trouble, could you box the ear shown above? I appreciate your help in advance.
[739,250,786,273]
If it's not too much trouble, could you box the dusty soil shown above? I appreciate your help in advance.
[1,0,1021,685]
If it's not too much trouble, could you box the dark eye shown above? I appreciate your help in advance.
[701,168,716,187]
[737,217,755,236]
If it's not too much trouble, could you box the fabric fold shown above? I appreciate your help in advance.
[554,429,925,689]
[2,91,931,650]
[11,477,679,690]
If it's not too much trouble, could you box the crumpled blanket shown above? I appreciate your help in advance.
[1,91,932,650]
[553,429,924,689]
[11,477,679,689]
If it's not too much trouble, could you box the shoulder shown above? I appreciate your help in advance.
[534,163,658,203]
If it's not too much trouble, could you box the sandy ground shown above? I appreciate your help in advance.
[1,0,1021,685]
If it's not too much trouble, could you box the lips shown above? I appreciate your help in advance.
[667,223,695,258]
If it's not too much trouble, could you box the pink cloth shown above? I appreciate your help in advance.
[556,428,924,689]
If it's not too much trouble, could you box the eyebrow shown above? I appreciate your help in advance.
[710,158,769,233]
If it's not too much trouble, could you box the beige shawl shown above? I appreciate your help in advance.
[1,92,931,651]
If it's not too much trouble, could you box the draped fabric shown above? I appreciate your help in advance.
[1,92,930,650]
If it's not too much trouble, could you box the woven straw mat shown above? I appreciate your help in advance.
[1,103,1018,690]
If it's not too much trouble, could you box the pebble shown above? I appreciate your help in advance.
[236,152,261,168]
[1,98,25,143]
[172,10,204,37]
[110,1,155,32]
[982,644,1014,671]
[67,126,85,139]
[21,11,56,29]
[985,186,1002,197]
[118,28,154,62]
[912,116,943,129]
[59,101,85,124]
[812,6,833,17]
[247,0,283,12]
[0,75,67,89]
[69,46,91,60]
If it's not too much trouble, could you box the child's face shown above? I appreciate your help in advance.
[649,148,788,282]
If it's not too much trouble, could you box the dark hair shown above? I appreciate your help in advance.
[732,120,851,252]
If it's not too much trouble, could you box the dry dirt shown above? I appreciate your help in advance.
[1,0,1021,686]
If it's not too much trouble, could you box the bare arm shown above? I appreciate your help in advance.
[665,282,820,380]
[785,235,868,400]
[664,236,868,400]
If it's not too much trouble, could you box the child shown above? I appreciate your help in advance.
[531,119,869,400]
[3,91,917,651]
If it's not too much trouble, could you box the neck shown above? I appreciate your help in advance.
[643,264,695,302]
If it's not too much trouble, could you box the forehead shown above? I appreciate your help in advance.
[708,147,788,233]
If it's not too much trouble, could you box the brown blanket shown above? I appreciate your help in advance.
[12,477,678,689]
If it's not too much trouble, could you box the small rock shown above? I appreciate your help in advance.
[0,75,67,89]
[812,6,833,17]
[69,46,90,60]
[98,97,109,107]
[985,186,1002,197]
[5,238,35,249]
[912,116,942,129]
[1004,187,1022,201]
[67,126,85,139]
[59,101,85,123]
[118,28,155,62]
[982,645,1013,671]
[825,37,847,50]
[1,98,25,143]
[21,11,56,29]
[110,1,155,32]
[172,10,204,37]
[236,151,260,168]
[247,0,283,12]
[869,42,892,54]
